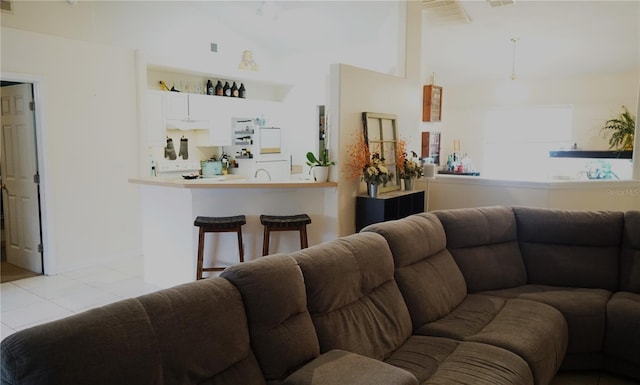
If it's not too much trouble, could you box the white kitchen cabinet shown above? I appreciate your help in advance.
[153,91,232,146]
[164,92,189,121]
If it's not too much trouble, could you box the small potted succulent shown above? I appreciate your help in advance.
[306,147,334,182]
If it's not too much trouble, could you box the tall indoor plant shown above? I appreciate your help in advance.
[601,106,636,151]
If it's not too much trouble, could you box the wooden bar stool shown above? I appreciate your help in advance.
[260,214,312,256]
[194,215,246,280]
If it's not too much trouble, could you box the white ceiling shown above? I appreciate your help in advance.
[195,0,640,85]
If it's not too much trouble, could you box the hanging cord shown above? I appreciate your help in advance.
[510,37,520,80]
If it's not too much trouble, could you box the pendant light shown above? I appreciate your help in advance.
[496,37,530,104]
[510,37,520,80]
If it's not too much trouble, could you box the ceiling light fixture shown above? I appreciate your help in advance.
[496,37,530,104]
[487,0,515,8]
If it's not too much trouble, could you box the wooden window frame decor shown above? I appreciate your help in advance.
[362,112,400,193]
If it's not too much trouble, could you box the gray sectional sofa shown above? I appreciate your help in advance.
[1,206,639,385]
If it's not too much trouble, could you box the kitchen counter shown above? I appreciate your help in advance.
[418,174,639,212]
[129,176,337,189]
[129,176,338,288]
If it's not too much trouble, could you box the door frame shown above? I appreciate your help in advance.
[1,71,56,275]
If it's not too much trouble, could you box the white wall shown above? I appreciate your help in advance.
[435,71,639,174]
[331,64,422,236]
[0,2,283,274]
[1,27,140,273]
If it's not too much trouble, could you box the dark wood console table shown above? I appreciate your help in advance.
[355,190,425,232]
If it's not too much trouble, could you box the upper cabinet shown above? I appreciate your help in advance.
[164,93,211,130]
[422,85,442,122]
[142,63,292,149]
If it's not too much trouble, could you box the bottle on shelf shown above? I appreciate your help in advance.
[231,81,239,97]
[239,83,246,98]
[215,80,223,96]
[206,80,214,95]
[223,81,231,97]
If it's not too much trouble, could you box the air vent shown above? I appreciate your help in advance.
[422,0,472,25]
[1,0,13,13]
[487,0,516,8]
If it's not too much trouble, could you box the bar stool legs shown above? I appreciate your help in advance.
[194,215,246,280]
[260,214,312,256]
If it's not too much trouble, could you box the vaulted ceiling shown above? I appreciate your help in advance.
[201,0,640,85]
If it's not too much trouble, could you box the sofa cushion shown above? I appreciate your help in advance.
[605,291,640,380]
[292,232,413,361]
[136,278,265,385]
[282,350,418,385]
[221,255,319,382]
[415,294,567,385]
[513,207,624,291]
[481,284,611,357]
[362,213,468,325]
[1,299,162,385]
[621,211,640,293]
[433,206,528,292]
[385,336,534,385]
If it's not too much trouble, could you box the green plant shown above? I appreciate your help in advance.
[602,106,636,150]
[306,148,335,169]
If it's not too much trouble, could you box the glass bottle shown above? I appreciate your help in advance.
[206,80,214,95]
[223,81,231,97]
[231,81,239,97]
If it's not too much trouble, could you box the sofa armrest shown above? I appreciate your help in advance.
[282,349,418,385]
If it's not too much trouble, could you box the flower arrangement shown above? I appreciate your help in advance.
[363,152,392,185]
[346,132,393,185]
[396,139,423,179]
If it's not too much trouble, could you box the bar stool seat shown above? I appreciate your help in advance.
[194,215,246,280]
[260,214,312,256]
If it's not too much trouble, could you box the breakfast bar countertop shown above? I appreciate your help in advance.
[129,176,338,189]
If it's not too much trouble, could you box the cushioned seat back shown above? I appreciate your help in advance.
[292,232,413,361]
[621,210,640,293]
[221,254,320,383]
[514,207,624,291]
[1,278,266,385]
[433,206,527,292]
[1,299,162,385]
[363,213,467,327]
[137,278,266,385]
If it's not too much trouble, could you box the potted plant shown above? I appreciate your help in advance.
[362,152,393,197]
[399,151,423,191]
[601,106,636,151]
[306,148,334,182]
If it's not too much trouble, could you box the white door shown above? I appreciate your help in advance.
[0,83,42,273]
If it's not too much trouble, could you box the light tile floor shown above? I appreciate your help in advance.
[1,257,161,340]
[1,259,638,385]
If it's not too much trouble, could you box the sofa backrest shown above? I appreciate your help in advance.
[433,206,528,292]
[513,206,624,291]
[362,213,467,327]
[221,254,320,383]
[621,210,640,293]
[291,232,413,361]
[0,278,266,385]
[136,278,266,385]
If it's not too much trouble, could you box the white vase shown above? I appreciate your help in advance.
[312,166,329,182]
[367,182,379,198]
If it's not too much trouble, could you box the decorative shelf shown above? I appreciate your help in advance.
[549,150,633,159]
